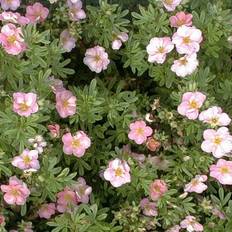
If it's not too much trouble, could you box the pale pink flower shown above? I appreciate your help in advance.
[55,89,77,118]
[48,76,65,94]
[140,198,158,217]
[60,29,76,52]
[71,177,92,203]
[0,0,20,11]
[13,92,38,117]
[146,37,174,64]
[166,225,181,232]
[199,106,231,127]
[177,91,206,120]
[112,32,128,50]
[162,0,182,12]
[0,176,30,205]
[38,203,56,219]
[28,135,47,154]
[170,12,192,28]
[149,179,168,201]
[104,158,131,187]
[128,120,153,144]
[210,159,232,185]
[48,124,60,138]
[0,215,5,225]
[0,23,26,55]
[212,208,225,219]
[171,53,199,77]
[180,216,203,232]
[0,12,29,25]
[83,45,110,73]
[12,149,40,171]
[67,0,86,21]
[62,131,91,157]
[56,187,78,213]
[172,25,203,55]
[184,175,208,193]
[201,127,232,158]
[25,3,49,24]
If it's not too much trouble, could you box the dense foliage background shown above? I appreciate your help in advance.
[0,0,232,231]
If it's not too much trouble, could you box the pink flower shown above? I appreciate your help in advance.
[67,0,86,21]
[48,76,65,94]
[55,89,77,118]
[171,53,199,77]
[162,0,182,12]
[199,106,231,127]
[12,149,40,171]
[149,179,168,201]
[56,187,78,213]
[112,32,128,50]
[13,92,38,117]
[170,12,192,28]
[177,91,206,120]
[140,198,158,217]
[0,12,30,25]
[166,225,181,232]
[210,159,232,185]
[212,208,225,219]
[71,177,92,203]
[0,23,26,55]
[1,176,30,205]
[103,158,131,187]
[172,25,203,55]
[201,127,232,158]
[38,203,56,219]
[184,175,208,193]
[48,124,60,138]
[0,0,20,11]
[62,131,91,157]
[26,3,49,24]
[60,29,76,52]
[83,45,110,73]
[146,37,174,64]
[128,120,153,144]
[0,215,5,225]
[28,135,47,154]
[180,216,203,232]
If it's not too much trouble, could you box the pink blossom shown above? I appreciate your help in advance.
[56,187,78,213]
[212,208,225,219]
[210,159,232,185]
[103,158,131,187]
[128,120,153,144]
[0,215,5,225]
[25,3,49,24]
[140,198,158,217]
[149,179,168,201]
[177,91,206,120]
[48,76,65,94]
[83,45,110,73]
[67,0,86,21]
[38,203,56,219]
[172,26,203,55]
[162,0,182,12]
[0,23,26,55]
[55,89,77,118]
[62,131,91,157]
[112,32,128,50]
[199,106,231,127]
[13,92,38,117]
[71,177,92,203]
[0,0,20,11]
[28,135,47,154]
[180,216,203,232]
[12,149,40,171]
[171,53,199,77]
[60,29,76,52]
[184,175,208,193]
[146,37,174,64]
[0,12,30,25]
[201,127,232,158]
[48,124,60,138]
[0,176,30,205]
[170,12,192,28]
[166,225,181,232]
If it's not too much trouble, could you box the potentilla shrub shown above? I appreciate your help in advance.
[0,0,232,231]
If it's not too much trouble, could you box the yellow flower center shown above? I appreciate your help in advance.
[210,117,219,126]
[94,55,101,62]
[164,0,173,4]
[19,103,29,112]
[183,36,191,44]
[214,136,222,145]
[220,166,229,174]
[115,167,123,177]
[189,100,198,109]
[158,47,165,53]
[191,179,199,186]
[72,139,80,148]
[64,193,73,202]
[7,35,17,44]
[179,57,188,65]
[11,188,19,197]
[23,155,31,165]
[136,128,144,135]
